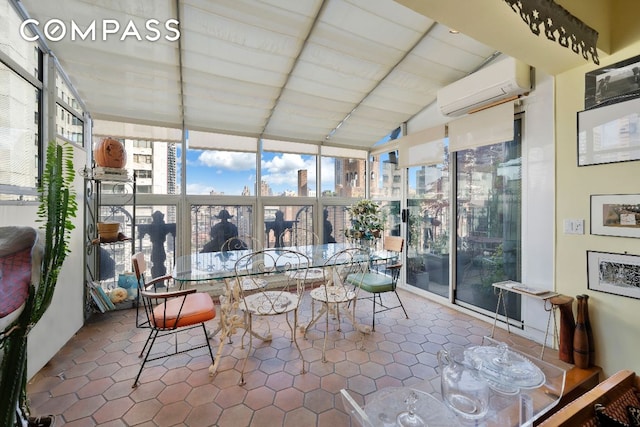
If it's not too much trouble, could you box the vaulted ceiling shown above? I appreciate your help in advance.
[19,0,611,149]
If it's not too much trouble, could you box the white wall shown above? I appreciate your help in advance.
[0,144,86,379]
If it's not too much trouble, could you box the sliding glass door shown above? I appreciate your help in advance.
[454,119,522,319]
[405,148,450,298]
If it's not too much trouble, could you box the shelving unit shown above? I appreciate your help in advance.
[83,167,136,319]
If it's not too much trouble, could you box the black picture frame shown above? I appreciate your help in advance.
[585,54,640,110]
[577,97,640,166]
[590,194,640,238]
[587,251,640,299]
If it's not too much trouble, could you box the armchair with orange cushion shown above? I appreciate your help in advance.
[131,252,216,388]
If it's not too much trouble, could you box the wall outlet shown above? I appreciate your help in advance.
[563,219,584,234]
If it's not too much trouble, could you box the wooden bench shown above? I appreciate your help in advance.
[539,369,639,426]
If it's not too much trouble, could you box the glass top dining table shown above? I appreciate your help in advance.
[172,242,397,284]
[173,242,397,376]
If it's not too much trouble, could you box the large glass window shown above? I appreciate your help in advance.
[1,3,40,77]
[123,139,178,195]
[56,103,83,145]
[261,151,316,197]
[264,205,315,248]
[370,151,401,199]
[321,156,367,198]
[191,204,255,253]
[185,147,256,196]
[55,71,84,145]
[322,205,348,244]
[0,62,40,199]
[406,147,450,297]
[455,119,522,319]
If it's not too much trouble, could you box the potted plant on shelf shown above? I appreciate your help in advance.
[345,199,384,242]
[0,140,77,427]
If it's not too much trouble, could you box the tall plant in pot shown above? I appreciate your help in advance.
[0,141,77,426]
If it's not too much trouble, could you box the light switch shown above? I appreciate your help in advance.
[563,219,584,234]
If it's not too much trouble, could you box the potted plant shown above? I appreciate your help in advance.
[0,140,77,426]
[345,199,384,241]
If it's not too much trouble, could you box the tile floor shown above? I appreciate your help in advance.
[26,289,558,426]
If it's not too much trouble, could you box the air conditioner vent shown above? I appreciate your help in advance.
[437,57,531,117]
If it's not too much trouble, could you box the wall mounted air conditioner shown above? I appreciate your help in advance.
[437,57,531,117]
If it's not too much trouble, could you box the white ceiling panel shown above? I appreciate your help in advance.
[20,0,497,149]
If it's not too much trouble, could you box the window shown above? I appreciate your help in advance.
[191,204,254,253]
[264,205,314,248]
[185,147,256,196]
[455,118,522,319]
[56,103,83,144]
[370,151,401,199]
[133,154,152,164]
[0,62,40,199]
[261,151,316,197]
[406,145,450,297]
[134,140,152,149]
[0,4,39,76]
[320,155,367,197]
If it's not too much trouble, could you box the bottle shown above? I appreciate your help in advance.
[573,295,589,369]
[582,294,595,367]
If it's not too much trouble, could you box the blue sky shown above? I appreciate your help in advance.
[175,129,400,196]
[177,147,335,195]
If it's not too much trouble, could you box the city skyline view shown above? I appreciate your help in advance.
[179,146,337,196]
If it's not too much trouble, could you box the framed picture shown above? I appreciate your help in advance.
[577,97,640,166]
[590,194,640,238]
[585,54,640,110]
[587,251,640,299]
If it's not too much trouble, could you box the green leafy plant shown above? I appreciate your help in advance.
[0,140,77,426]
[345,199,383,240]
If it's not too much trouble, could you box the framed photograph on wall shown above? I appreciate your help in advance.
[585,54,640,110]
[587,251,640,299]
[577,97,640,166]
[590,194,640,238]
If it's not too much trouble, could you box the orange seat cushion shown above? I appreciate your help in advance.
[152,293,216,329]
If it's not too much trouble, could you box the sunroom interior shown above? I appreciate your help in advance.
[2,0,640,415]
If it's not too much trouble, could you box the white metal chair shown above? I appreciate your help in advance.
[279,226,319,249]
[305,247,369,361]
[232,248,310,384]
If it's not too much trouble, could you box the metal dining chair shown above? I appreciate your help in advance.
[231,248,311,384]
[305,247,369,361]
[131,252,216,388]
[346,236,409,331]
[279,226,319,249]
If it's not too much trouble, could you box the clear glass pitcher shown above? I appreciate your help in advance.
[437,347,489,420]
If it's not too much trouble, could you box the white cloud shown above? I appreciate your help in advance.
[186,182,214,195]
[198,151,255,170]
[261,153,317,188]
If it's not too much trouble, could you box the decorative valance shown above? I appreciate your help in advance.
[503,0,599,65]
